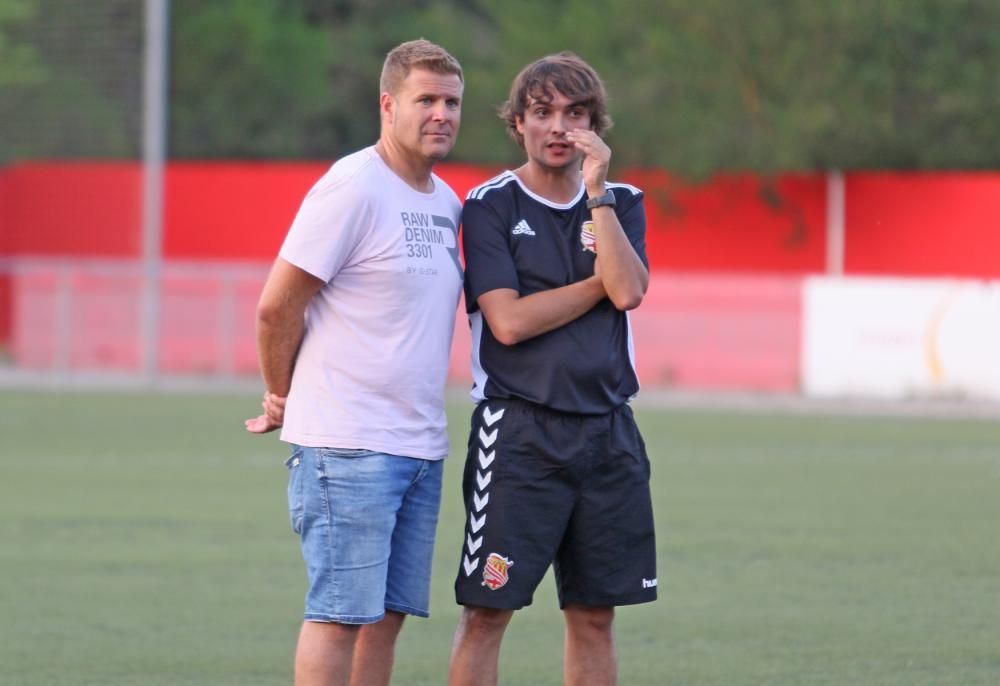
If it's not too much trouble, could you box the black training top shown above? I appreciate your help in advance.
[461,171,648,415]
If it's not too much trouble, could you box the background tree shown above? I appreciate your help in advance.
[0,0,44,88]
[2,0,998,176]
[0,0,142,161]
[169,0,335,158]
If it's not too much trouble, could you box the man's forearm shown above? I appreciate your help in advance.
[256,312,305,397]
[591,205,648,310]
[253,257,326,398]
[480,276,606,346]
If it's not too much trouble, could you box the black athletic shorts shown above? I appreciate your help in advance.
[453,397,658,610]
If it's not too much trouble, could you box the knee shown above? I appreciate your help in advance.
[564,605,615,637]
[459,605,513,637]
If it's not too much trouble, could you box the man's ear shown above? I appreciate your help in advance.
[515,115,525,135]
[380,92,394,125]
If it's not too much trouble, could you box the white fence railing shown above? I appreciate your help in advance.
[4,259,999,404]
[0,258,268,386]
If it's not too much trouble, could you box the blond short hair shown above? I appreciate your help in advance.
[380,39,463,95]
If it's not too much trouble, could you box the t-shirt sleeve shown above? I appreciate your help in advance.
[616,190,649,270]
[461,198,519,311]
[279,175,371,282]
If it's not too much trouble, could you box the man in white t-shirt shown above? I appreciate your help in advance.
[244,40,464,686]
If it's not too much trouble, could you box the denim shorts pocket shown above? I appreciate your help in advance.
[285,450,305,535]
[319,447,377,458]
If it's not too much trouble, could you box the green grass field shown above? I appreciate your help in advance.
[1,390,998,685]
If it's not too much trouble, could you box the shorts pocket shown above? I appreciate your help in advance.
[318,447,376,458]
[632,432,651,479]
[617,407,651,477]
[285,449,305,535]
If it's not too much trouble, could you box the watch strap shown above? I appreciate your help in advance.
[586,189,616,209]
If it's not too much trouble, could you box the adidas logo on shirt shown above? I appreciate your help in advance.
[511,219,536,236]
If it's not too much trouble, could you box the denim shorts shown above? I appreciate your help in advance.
[286,445,444,624]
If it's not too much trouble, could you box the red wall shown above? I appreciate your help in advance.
[4,162,998,388]
[0,172,8,339]
[164,162,325,260]
[0,162,142,256]
[846,173,1000,279]
[2,162,999,278]
[625,169,827,273]
[628,273,802,390]
[161,162,506,260]
[0,171,8,255]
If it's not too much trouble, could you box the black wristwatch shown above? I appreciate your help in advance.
[585,189,616,210]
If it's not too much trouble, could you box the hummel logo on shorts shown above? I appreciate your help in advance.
[642,577,658,588]
[512,219,536,236]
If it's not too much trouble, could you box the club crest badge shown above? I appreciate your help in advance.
[482,552,513,590]
[580,221,597,253]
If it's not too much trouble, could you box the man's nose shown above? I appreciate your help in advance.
[431,102,450,121]
[549,113,567,134]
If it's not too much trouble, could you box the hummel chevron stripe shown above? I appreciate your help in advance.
[478,427,498,448]
[470,512,486,533]
[482,406,505,426]
[478,449,495,469]
[476,470,492,490]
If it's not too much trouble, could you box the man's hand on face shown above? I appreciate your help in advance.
[566,129,611,196]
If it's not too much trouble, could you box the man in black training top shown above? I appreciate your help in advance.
[448,52,657,686]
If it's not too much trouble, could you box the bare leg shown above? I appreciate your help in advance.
[349,611,406,686]
[448,605,515,686]
[295,620,361,686]
[563,605,616,686]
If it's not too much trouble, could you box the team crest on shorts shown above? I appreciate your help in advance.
[580,221,597,253]
[482,552,513,590]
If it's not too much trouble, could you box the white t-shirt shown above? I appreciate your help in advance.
[278,146,463,459]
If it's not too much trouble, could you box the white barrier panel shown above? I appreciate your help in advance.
[802,277,1000,400]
